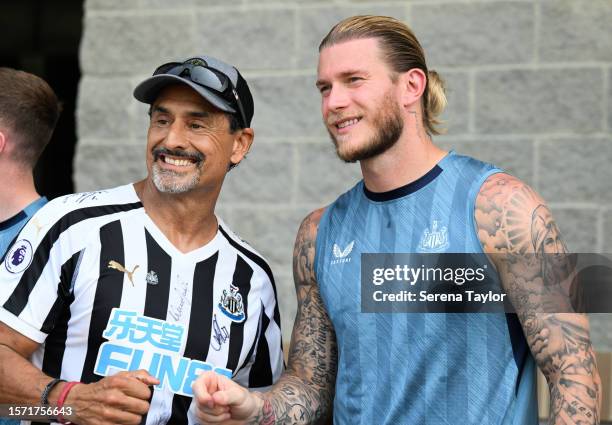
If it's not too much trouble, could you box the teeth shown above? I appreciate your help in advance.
[163,157,191,166]
[337,118,359,129]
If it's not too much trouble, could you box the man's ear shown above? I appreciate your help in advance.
[230,127,254,167]
[0,130,6,155]
[399,68,427,108]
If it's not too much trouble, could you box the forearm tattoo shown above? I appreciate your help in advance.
[476,175,601,424]
[249,209,338,425]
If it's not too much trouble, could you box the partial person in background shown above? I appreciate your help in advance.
[0,67,61,257]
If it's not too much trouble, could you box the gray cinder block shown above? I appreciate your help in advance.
[412,2,534,66]
[475,69,603,134]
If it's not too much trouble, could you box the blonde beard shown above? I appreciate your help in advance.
[330,91,404,163]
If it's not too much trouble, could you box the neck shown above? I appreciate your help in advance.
[360,124,447,193]
[134,178,221,253]
[0,164,40,222]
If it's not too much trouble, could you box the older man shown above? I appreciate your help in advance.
[0,55,283,425]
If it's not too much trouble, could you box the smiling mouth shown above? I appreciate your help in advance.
[153,148,204,167]
[334,117,362,130]
[159,154,197,167]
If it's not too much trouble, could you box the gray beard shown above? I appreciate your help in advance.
[151,163,201,193]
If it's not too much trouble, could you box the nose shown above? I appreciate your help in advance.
[325,85,350,113]
[164,121,188,150]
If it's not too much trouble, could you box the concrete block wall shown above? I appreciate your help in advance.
[77,0,612,349]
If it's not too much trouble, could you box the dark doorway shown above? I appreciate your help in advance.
[0,0,83,200]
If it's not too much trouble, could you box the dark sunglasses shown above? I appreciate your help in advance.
[153,61,247,128]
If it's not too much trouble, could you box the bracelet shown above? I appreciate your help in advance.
[40,378,65,405]
[57,381,81,424]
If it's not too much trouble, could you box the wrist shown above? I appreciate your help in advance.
[41,378,66,406]
[46,380,69,405]
[252,394,274,425]
[56,381,82,424]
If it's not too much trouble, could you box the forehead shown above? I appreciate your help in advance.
[317,37,389,78]
[152,84,219,114]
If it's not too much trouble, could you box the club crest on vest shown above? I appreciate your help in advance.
[417,220,450,253]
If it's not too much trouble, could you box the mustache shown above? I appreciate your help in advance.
[152,147,205,163]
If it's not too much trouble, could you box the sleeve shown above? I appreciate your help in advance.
[246,268,284,388]
[0,201,84,343]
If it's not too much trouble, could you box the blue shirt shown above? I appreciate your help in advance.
[315,152,538,425]
[0,197,46,425]
[0,197,47,257]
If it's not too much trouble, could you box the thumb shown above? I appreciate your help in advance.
[211,375,248,407]
[192,371,221,408]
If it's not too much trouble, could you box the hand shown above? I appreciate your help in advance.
[191,371,264,424]
[61,369,159,425]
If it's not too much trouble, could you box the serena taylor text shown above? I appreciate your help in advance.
[372,290,506,303]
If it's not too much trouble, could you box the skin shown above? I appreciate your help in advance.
[192,38,600,424]
[0,83,254,424]
[0,127,42,222]
[135,84,253,253]
[476,174,601,424]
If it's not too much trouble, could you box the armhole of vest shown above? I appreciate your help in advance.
[313,207,331,285]
[467,168,504,254]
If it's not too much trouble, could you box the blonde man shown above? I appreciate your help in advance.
[193,16,601,425]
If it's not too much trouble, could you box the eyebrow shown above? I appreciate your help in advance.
[150,105,211,118]
[316,70,367,88]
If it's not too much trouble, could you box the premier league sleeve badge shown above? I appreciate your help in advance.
[5,239,34,274]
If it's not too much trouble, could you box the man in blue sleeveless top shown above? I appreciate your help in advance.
[192,16,601,424]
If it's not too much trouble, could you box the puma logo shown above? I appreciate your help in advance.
[108,261,139,286]
[31,218,45,236]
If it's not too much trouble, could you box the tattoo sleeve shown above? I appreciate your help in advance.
[475,174,601,424]
[248,209,338,425]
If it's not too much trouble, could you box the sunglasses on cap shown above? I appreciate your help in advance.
[153,59,248,128]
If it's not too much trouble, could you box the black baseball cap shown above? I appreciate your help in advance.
[133,55,254,128]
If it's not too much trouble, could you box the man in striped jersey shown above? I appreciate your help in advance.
[0,55,283,425]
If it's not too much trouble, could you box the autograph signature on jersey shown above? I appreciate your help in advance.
[211,314,229,351]
[63,190,108,204]
[108,261,139,286]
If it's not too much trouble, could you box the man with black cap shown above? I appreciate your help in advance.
[0,55,283,425]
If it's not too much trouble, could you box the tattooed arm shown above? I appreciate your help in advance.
[192,208,338,424]
[475,173,601,424]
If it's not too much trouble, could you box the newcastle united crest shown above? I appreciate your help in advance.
[218,284,245,323]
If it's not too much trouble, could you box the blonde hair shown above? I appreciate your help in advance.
[319,15,447,136]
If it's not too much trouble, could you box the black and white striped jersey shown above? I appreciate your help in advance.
[0,184,284,425]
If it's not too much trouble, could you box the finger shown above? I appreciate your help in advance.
[192,371,219,409]
[195,403,230,416]
[101,388,151,416]
[130,369,160,386]
[211,375,245,407]
[102,374,152,402]
[100,408,143,425]
[194,409,231,424]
